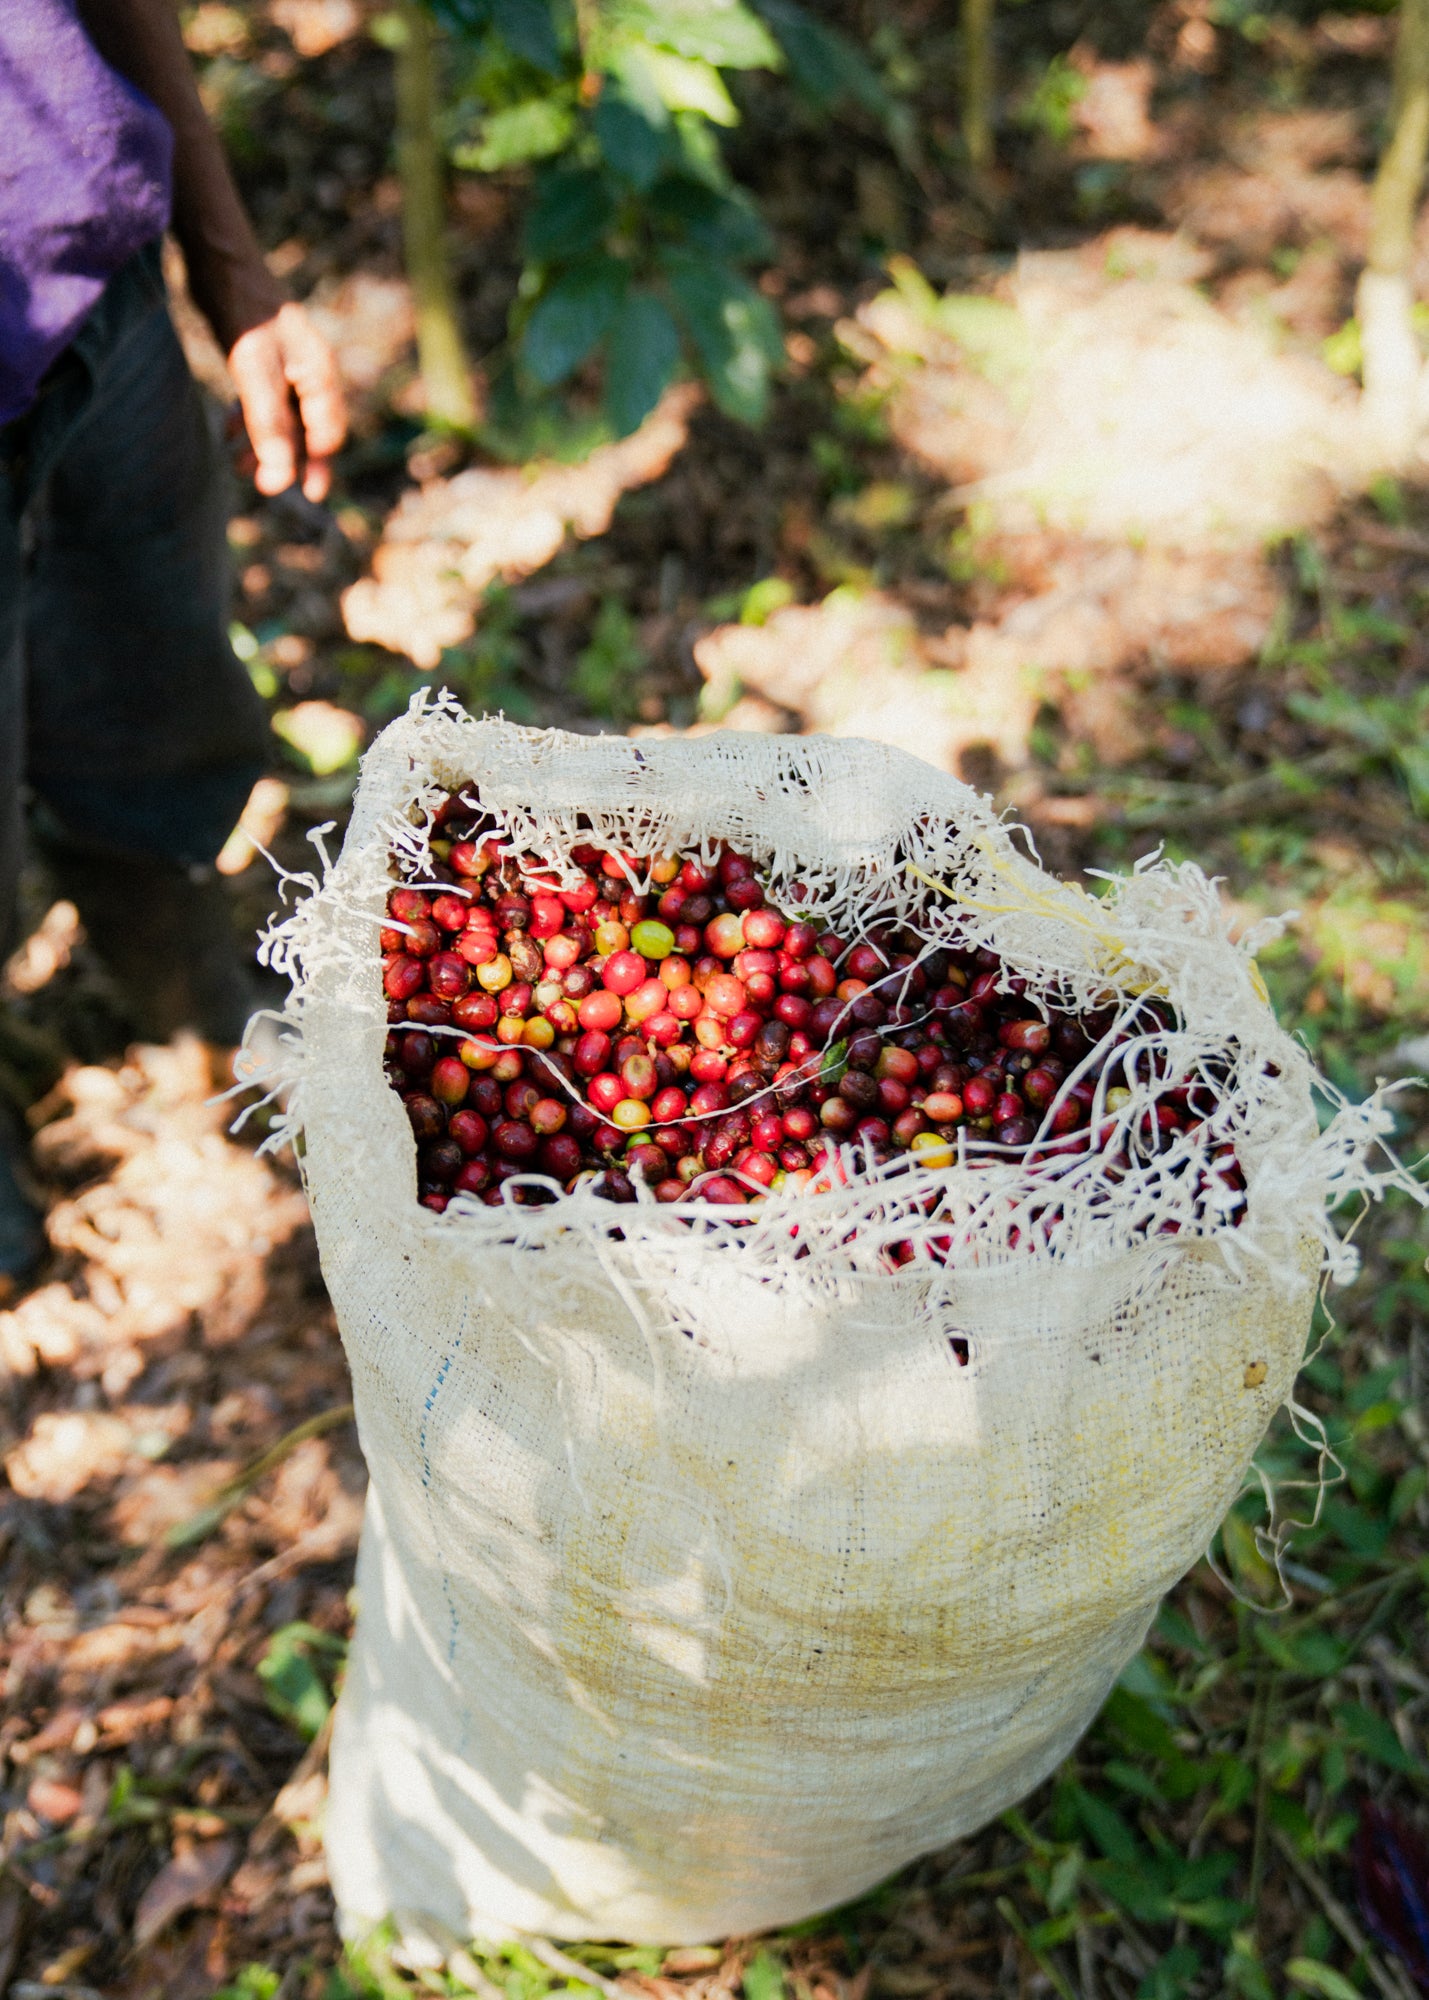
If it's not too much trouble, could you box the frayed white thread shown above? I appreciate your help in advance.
[252,698,1424,1285]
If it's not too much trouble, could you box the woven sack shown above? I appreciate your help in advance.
[260,695,1392,1948]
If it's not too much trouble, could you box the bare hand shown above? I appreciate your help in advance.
[227,303,347,503]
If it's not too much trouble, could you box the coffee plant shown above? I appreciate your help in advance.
[423,0,888,435]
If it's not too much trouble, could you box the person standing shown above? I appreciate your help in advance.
[0,0,348,1285]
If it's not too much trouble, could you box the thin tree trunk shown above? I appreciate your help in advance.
[1359,0,1429,463]
[394,0,477,431]
[961,0,995,175]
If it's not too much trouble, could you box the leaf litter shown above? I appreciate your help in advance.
[1,1038,361,1996]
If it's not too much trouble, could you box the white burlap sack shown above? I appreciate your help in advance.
[258,694,1398,1948]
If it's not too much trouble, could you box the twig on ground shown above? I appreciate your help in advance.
[247,1707,336,1862]
[1115,748,1369,829]
[1076,1924,1099,2000]
[994,1897,1077,2000]
[1248,1660,1274,1921]
[164,1402,356,1548]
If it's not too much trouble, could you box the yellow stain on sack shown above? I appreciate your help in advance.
[1243,1359,1267,1389]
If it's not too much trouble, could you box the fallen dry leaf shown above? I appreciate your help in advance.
[108,1460,241,1546]
[3,899,82,998]
[217,777,290,878]
[132,1838,238,1950]
[95,1695,175,1746]
[269,0,363,58]
[25,1777,84,1825]
[0,1287,110,1376]
[1070,50,1167,161]
[6,1411,133,1504]
[30,1042,309,1357]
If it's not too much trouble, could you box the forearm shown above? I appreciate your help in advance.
[76,0,284,350]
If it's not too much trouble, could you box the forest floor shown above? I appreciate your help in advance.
[1,1,1427,1997]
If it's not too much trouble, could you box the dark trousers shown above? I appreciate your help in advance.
[0,243,269,961]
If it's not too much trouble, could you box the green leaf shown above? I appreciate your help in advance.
[1397,739,1429,813]
[594,89,670,187]
[1073,1785,1143,1865]
[491,0,560,70]
[1285,1960,1364,2000]
[1115,1649,1182,1714]
[522,258,627,386]
[615,0,781,68]
[479,359,614,464]
[1254,1622,1347,1676]
[258,1622,345,1741]
[1268,1792,1318,1850]
[1027,1910,1082,1949]
[649,175,771,259]
[819,1038,848,1086]
[1154,1604,1205,1657]
[604,290,681,434]
[525,166,615,260]
[428,0,498,40]
[740,575,794,623]
[1102,1683,1180,1754]
[671,108,731,187]
[1171,1853,1237,1900]
[1324,1496,1390,1558]
[212,1970,283,2000]
[1104,1759,1167,1805]
[742,1952,786,2000]
[641,48,740,123]
[1045,1846,1082,1915]
[458,96,576,171]
[1391,1463,1429,1523]
[574,598,648,717]
[663,254,782,421]
[1175,1895,1253,1936]
[272,702,364,776]
[751,0,888,115]
[1221,1507,1281,1603]
[1094,1862,1174,1923]
[1322,318,1362,378]
[1138,1944,1202,2000]
[1332,1701,1422,1775]
[1224,1929,1276,2000]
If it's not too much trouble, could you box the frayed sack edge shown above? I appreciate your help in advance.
[234,691,1422,1310]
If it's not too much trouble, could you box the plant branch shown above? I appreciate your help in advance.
[395,0,478,431]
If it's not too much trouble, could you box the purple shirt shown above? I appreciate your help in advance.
[0,1,173,423]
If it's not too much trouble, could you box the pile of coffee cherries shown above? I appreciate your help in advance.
[380,794,1243,1228]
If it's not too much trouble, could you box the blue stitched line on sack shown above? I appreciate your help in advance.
[419,1345,463,1671]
